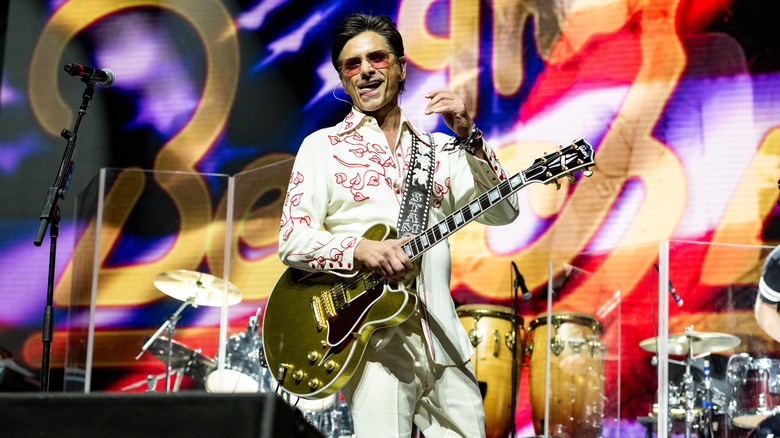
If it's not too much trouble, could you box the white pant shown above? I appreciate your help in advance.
[341,313,486,438]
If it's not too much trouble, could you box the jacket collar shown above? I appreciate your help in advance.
[336,108,433,147]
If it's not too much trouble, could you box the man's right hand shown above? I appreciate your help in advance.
[354,236,415,284]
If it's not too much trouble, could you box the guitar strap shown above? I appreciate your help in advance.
[396,131,435,238]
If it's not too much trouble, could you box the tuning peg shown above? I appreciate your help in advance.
[583,168,593,177]
[553,179,561,190]
[567,174,577,183]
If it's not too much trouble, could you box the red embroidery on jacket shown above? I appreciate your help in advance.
[280,171,312,241]
[432,177,451,209]
[299,235,358,270]
[329,134,393,202]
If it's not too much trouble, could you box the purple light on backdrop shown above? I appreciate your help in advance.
[0,224,74,326]
[752,72,780,132]
[0,133,48,174]
[661,73,758,239]
[306,59,342,109]
[0,81,20,105]
[252,4,338,71]
[236,0,288,30]
[92,12,200,136]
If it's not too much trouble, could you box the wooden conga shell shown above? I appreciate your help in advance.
[457,304,523,438]
[527,311,604,438]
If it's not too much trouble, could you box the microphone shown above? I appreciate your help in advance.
[653,263,683,306]
[511,261,532,300]
[63,63,115,87]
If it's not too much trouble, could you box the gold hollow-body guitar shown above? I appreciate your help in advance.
[262,138,595,400]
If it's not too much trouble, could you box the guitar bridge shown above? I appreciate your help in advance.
[311,290,337,330]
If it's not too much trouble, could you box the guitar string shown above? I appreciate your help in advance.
[325,142,589,309]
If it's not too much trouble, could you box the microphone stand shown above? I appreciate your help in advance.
[33,79,96,392]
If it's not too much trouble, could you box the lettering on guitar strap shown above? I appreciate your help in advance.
[400,192,425,236]
[397,132,435,238]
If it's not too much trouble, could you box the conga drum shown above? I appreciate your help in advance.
[527,311,605,438]
[457,304,523,438]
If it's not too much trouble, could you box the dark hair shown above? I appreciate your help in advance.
[332,13,405,90]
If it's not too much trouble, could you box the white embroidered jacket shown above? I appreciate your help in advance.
[278,108,520,365]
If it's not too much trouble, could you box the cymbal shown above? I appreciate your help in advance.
[639,331,741,355]
[154,270,242,307]
[148,336,216,382]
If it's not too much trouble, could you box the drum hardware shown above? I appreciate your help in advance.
[147,336,216,383]
[588,336,601,357]
[550,335,565,356]
[505,330,516,350]
[296,393,354,438]
[121,371,177,392]
[123,336,217,392]
[468,328,483,347]
[568,337,585,356]
[0,356,41,391]
[641,326,741,438]
[206,308,269,394]
[134,270,242,392]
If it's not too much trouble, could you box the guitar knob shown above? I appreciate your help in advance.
[553,180,561,190]
[324,360,336,371]
[583,168,593,177]
[567,174,577,183]
[308,378,320,389]
[293,369,305,381]
[307,351,320,362]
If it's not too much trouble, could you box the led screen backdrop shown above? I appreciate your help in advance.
[1,0,779,435]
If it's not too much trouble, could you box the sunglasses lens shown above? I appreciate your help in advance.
[342,57,361,76]
[341,51,392,76]
[367,51,390,67]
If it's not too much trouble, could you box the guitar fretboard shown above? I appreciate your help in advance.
[401,172,524,261]
[401,138,592,261]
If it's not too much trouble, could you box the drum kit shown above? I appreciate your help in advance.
[125,269,355,438]
[119,272,780,438]
[457,305,780,438]
[640,325,780,438]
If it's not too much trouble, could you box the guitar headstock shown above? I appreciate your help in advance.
[524,138,595,189]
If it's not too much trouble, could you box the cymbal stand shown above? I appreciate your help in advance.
[666,326,712,438]
[134,295,197,392]
[120,369,184,392]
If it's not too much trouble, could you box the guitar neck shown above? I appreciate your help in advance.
[401,171,524,262]
[401,138,593,262]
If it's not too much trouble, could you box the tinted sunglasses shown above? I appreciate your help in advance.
[340,50,392,77]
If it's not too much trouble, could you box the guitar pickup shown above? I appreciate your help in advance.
[310,290,337,330]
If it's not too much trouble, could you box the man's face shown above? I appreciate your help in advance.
[338,31,406,117]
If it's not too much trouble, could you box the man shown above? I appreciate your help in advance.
[756,245,780,344]
[278,13,519,438]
